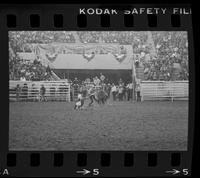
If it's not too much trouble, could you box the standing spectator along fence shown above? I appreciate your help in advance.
[9,80,188,102]
[9,80,70,102]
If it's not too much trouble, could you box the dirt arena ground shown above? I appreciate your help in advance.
[9,100,188,151]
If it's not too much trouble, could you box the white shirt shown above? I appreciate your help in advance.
[111,86,117,92]
[100,75,105,81]
[20,77,26,81]
[128,83,133,89]
[77,94,82,100]
[135,85,141,92]
[118,87,123,94]
[88,88,95,96]
[76,101,81,106]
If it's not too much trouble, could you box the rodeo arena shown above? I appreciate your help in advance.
[9,31,189,150]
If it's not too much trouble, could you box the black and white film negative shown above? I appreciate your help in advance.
[0,3,196,177]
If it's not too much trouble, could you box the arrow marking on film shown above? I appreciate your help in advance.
[165,169,180,175]
[76,169,91,175]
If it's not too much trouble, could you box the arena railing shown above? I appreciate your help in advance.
[140,80,189,101]
[9,80,71,102]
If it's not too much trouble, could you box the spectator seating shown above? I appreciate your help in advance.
[9,31,189,81]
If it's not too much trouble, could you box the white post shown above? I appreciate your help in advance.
[172,82,174,102]
[132,54,136,101]
[68,83,70,102]
[141,83,143,101]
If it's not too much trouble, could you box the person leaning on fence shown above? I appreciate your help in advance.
[15,84,21,101]
[21,83,28,101]
[40,84,46,101]
[135,82,141,102]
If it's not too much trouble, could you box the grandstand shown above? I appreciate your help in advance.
[16,44,133,82]
[9,31,189,101]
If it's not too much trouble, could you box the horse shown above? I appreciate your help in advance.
[95,89,108,105]
[87,85,108,106]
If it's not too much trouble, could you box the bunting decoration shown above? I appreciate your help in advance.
[83,51,95,62]
[113,46,127,63]
[45,53,58,62]
[31,43,128,63]
[113,53,127,63]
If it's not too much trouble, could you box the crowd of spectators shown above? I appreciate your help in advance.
[9,31,189,81]
[9,59,52,81]
[9,31,75,52]
[137,31,188,80]
[77,31,148,45]
[9,31,149,52]
[69,75,140,102]
[78,31,101,43]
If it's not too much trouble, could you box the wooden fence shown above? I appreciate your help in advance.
[9,80,70,102]
[140,80,188,101]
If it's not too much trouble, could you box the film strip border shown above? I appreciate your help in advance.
[0,4,194,177]
[0,4,192,30]
[1,152,190,176]
[1,12,190,29]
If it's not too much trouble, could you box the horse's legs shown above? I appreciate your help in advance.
[104,94,108,103]
[93,95,100,104]
[89,95,95,106]
[93,95,98,102]
[101,97,105,105]
[80,100,84,108]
